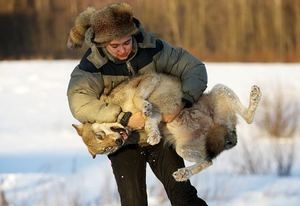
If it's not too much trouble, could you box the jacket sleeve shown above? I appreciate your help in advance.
[153,40,207,103]
[67,67,123,123]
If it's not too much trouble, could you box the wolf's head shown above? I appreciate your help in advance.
[72,122,129,158]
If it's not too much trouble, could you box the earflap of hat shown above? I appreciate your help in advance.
[67,7,96,49]
[84,27,95,47]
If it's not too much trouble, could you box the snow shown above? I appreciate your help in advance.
[0,60,300,206]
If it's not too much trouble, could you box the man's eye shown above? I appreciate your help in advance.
[124,41,131,45]
[111,45,118,49]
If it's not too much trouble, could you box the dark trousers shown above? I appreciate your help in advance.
[108,141,208,206]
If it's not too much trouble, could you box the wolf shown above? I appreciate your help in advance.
[72,72,261,181]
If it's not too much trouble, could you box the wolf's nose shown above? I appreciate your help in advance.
[115,138,124,146]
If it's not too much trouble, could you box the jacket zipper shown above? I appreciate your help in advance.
[126,61,135,76]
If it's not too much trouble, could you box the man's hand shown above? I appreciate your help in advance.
[162,106,184,123]
[127,112,145,129]
[128,104,185,128]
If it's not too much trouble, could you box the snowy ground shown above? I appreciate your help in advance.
[0,60,300,206]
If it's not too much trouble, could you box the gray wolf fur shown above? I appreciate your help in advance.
[73,73,261,181]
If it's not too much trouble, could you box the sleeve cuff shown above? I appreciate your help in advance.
[182,98,193,108]
[182,93,194,108]
[118,112,132,126]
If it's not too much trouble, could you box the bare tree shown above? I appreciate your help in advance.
[257,83,300,176]
[0,190,9,206]
[1,0,300,60]
[233,135,271,175]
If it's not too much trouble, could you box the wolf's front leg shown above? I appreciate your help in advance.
[133,73,160,116]
[173,160,212,182]
[144,112,162,145]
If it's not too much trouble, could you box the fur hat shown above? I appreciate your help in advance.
[67,3,138,49]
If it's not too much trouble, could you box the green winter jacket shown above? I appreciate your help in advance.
[67,20,207,124]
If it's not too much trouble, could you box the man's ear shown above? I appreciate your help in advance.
[72,124,83,136]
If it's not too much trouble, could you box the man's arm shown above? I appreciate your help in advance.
[67,67,125,123]
[154,40,208,105]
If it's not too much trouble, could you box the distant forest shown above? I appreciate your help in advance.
[0,0,299,62]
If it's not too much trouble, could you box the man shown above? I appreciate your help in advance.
[67,3,208,206]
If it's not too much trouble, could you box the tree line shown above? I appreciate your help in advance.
[0,0,299,62]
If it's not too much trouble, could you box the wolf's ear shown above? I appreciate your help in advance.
[88,149,96,159]
[72,124,83,136]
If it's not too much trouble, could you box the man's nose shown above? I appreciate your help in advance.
[118,46,125,53]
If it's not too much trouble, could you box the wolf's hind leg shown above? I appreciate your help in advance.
[234,85,261,123]
[212,84,247,119]
[173,160,213,182]
[243,85,261,123]
[212,84,261,124]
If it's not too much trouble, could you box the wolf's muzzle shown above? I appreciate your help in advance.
[115,138,124,146]
[110,126,129,140]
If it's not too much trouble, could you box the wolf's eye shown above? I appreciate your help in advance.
[95,131,105,140]
[95,134,103,140]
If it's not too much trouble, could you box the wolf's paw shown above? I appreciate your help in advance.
[173,168,192,182]
[250,85,261,105]
[146,130,161,145]
[143,101,153,116]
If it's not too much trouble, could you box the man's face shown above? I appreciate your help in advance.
[105,35,133,60]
